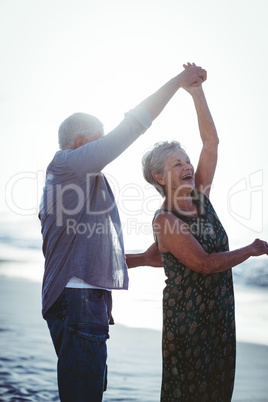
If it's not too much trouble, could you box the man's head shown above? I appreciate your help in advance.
[58,113,104,150]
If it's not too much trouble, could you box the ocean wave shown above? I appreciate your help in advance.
[233,259,268,287]
[0,216,267,288]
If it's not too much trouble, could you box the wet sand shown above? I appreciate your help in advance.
[0,276,268,401]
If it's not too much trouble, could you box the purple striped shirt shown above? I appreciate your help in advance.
[39,106,152,316]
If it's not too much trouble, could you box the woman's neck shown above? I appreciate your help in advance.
[163,191,198,217]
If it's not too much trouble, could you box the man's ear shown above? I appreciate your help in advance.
[73,134,85,149]
[152,173,165,185]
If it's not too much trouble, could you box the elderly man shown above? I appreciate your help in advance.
[39,63,206,401]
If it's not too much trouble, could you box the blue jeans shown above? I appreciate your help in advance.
[44,288,113,402]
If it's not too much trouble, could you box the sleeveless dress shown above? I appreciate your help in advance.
[155,191,236,402]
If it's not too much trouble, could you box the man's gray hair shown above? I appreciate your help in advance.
[142,140,185,197]
[58,112,104,150]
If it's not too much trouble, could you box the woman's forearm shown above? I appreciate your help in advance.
[125,253,146,269]
[193,238,267,274]
[191,87,219,145]
[199,246,252,274]
[126,242,163,268]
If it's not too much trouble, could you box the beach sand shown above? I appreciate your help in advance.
[0,276,268,401]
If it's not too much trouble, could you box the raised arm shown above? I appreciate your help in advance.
[138,64,206,121]
[182,64,219,198]
[69,64,207,175]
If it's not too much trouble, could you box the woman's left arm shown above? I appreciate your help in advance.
[191,85,219,197]
[182,64,219,198]
[126,243,163,268]
[190,85,219,198]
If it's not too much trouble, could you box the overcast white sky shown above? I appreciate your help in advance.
[1,0,267,250]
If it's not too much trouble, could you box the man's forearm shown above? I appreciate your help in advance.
[139,65,205,121]
[139,75,182,121]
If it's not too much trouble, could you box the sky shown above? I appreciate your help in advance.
[1,0,268,252]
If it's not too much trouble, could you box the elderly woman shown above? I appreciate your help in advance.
[142,64,268,402]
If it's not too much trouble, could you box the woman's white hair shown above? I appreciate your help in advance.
[58,112,104,150]
[142,141,185,197]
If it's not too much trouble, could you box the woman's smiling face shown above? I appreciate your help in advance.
[161,149,195,194]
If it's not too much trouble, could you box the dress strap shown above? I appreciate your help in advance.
[153,208,169,218]
[153,208,183,220]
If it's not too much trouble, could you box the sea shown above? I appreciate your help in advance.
[0,213,268,401]
[0,213,268,346]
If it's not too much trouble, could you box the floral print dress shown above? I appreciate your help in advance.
[155,191,236,402]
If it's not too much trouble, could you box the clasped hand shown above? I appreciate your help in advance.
[178,62,207,92]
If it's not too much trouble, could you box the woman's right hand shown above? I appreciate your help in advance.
[181,62,207,93]
[178,63,206,90]
[249,239,268,257]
